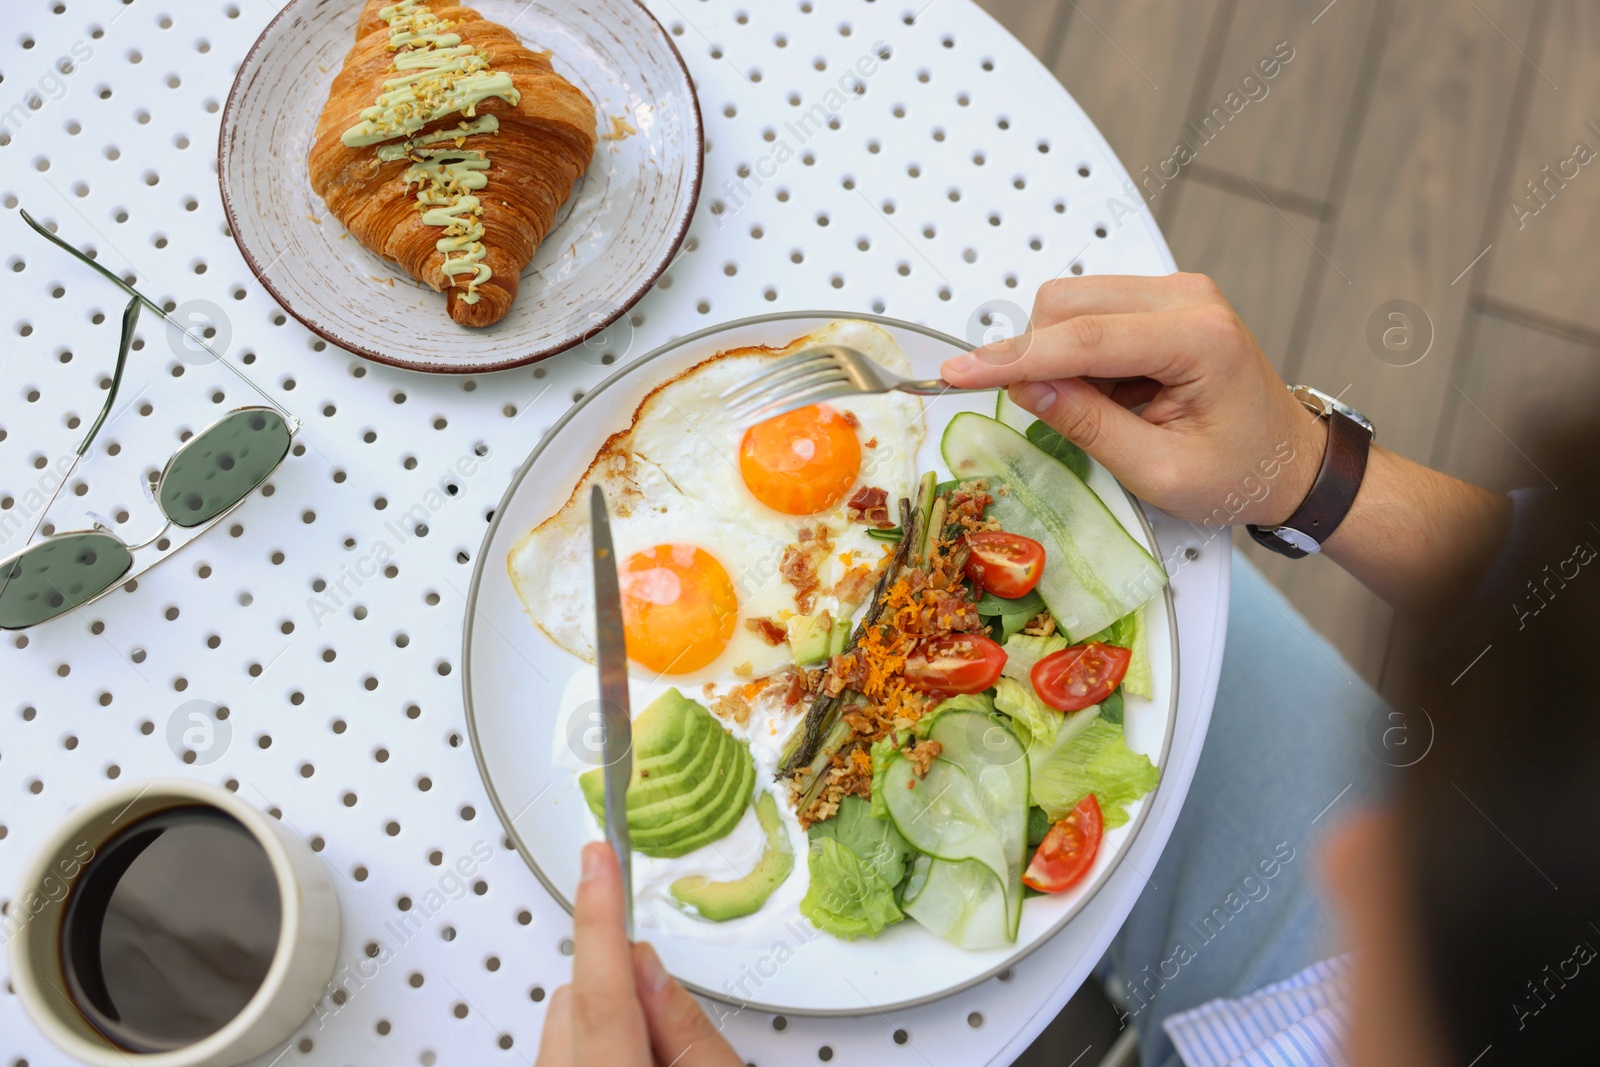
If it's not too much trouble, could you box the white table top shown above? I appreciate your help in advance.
[0,1,1227,1064]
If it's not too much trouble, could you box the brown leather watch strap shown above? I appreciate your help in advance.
[1247,410,1372,559]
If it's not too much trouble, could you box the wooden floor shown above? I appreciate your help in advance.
[976,0,1600,693]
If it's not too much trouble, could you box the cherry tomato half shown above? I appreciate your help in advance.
[1030,641,1131,712]
[1023,794,1103,892]
[963,532,1046,599]
[903,633,1008,695]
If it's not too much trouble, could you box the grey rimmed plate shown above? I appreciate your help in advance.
[218,0,702,374]
[460,312,1179,1014]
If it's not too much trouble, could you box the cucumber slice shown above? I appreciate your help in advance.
[901,857,1011,950]
[881,710,1028,939]
[995,389,1033,434]
[941,412,1167,640]
[998,393,1091,479]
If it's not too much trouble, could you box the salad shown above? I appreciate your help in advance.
[778,405,1166,948]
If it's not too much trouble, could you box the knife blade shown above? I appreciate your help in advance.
[589,485,634,940]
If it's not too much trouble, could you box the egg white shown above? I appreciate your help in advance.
[509,320,925,685]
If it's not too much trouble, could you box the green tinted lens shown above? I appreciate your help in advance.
[159,409,291,528]
[0,532,134,629]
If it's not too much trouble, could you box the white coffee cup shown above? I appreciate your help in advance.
[6,779,341,1067]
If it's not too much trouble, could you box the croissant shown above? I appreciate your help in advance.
[309,0,597,327]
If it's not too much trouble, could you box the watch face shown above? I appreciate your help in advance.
[1273,526,1322,555]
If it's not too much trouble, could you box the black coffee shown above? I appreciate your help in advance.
[60,805,282,1052]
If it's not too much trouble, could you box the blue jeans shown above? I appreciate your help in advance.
[1104,547,1394,1067]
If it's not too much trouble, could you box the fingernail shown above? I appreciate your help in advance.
[580,842,605,883]
[638,943,671,996]
[944,353,976,375]
[1017,382,1057,413]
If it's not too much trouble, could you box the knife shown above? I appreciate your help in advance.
[589,485,634,940]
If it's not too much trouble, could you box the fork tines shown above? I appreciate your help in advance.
[721,347,850,424]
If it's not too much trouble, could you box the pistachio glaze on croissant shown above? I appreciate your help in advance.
[309,0,597,328]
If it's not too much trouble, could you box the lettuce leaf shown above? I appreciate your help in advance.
[992,676,1058,751]
[1088,605,1152,698]
[999,633,1068,685]
[810,796,912,889]
[798,836,903,939]
[1030,717,1159,829]
[995,678,1106,805]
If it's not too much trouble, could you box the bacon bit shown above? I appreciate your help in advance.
[1022,611,1058,637]
[782,670,810,710]
[781,546,820,614]
[846,485,891,526]
[710,688,753,725]
[865,437,878,449]
[909,739,943,777]
[745,617,787,646]
[832,564,877,608]
[780,524,833,613]
[841,409,860,428]
[905,778,916,789]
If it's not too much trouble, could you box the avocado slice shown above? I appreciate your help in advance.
[624,711,724,806]
[622,732,741,831]
[579,727,734,832]
[628,743,754,856]
[578,688,757,858]
[669,791,795,921]
[632,689,714,776]
[786,614,832,666]
[580,688,716,811]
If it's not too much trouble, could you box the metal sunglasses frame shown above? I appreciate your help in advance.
[0,210,303,630]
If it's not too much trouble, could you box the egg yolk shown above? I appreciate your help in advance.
[618,544,738,675]
[739,404,862,515]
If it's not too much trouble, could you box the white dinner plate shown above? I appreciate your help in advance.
[218,0,702,374]
[461,312,1178,1014]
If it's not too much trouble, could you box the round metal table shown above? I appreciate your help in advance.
[0,1,1229,1064]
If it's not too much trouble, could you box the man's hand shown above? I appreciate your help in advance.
[942,274,1510,619]
[942,273,1325,529]
[536,842,744,1067]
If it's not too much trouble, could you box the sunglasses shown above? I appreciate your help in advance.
[0,211,301,630]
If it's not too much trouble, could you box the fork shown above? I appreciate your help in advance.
[721,345,989,425]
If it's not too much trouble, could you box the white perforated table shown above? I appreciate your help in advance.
[0,2,1228,1065]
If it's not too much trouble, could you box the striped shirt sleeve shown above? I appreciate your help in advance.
[1162,955,1351,1067]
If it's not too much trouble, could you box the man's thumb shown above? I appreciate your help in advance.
[1011,379,1162,498]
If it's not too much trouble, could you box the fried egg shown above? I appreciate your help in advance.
[509,320,925,683]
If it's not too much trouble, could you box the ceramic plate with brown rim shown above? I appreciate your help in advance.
[218,0,702,374]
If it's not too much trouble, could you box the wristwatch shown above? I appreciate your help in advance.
[1246,385,1374,559]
